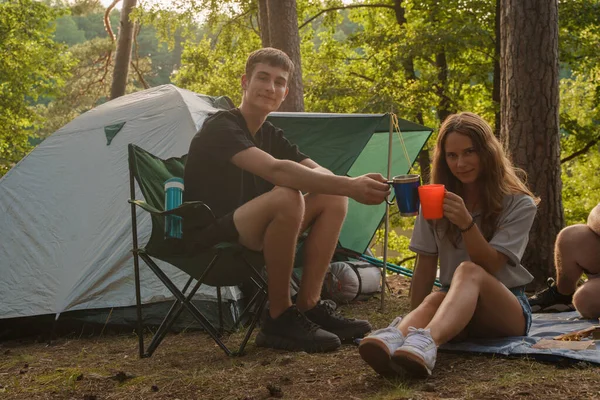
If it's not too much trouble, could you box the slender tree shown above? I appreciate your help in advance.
[492,0,501,138]
[259,0,304,111]
[110,0,137,99]
[258,0,270,48]
[500,0,563,287]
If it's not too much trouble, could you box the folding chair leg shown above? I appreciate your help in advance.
[226,254,270,356]
[130,200,145,357]
[132,251,145,358]
[139,253,235,355]
[135,252,224,357]
[133,247,269,357]
[231,276,265,331]
[217,286,224,334]
[233,290,268,356]
[144,277,199,357]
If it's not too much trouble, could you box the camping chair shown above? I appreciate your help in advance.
[127,144,268,357]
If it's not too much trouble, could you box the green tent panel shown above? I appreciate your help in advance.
[345,129,431,252]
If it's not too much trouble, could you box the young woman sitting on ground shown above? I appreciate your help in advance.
[359,112,539,377]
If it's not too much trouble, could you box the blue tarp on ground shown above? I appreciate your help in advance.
[440,312,600,365]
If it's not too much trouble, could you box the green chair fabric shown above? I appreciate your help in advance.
[127,144,267,357]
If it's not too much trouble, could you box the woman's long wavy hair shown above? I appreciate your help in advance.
[430,112,539,244]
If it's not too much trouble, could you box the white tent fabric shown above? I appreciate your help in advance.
[0,85,241,321]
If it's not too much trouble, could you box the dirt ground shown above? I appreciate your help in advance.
[1,275,599,400]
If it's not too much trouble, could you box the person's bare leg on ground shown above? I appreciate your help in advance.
[574,279,600,319]
[391,262,525,377]
[529,224,600,313]
[396,292,446,335]
[561,225,600,318]
[295,193,348,312]
[234,187,305,318]
[554,225,596,295]
[425,262,526,345]
[357,288,446,376]
[554,225,600,318]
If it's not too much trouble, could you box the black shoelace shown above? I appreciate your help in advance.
[319,301,352,322]
[293,309,320,332]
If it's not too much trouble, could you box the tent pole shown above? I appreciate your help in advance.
[381,110,393,312]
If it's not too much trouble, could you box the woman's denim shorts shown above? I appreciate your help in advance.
[439,285,532,336]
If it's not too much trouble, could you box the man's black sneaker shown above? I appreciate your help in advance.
[255,305,341,353]
[304,300,372,341]
[528,278,574,313]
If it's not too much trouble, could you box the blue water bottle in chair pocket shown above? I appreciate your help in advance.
[164,177,184,239]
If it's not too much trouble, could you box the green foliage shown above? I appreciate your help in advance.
[68,0,105,16]
[146,0,600,259]
[66,9,178,87]
[562,149,600,225]
[34,4,181,137]
[54,14,87,46]
[174,32,261,102]
[2,0,599,240]
[136,25,182,87]
[75,10,119,40]
[559,0,600,72]
[560,71,600,156]
[163,0,260,102]
[35,36,153,137]
[49,1,120,42]
[558,0,600,225]
[558,1,600,170]
[34,37,116,136]
[372,220,417,270]
[136,0,212,48]
[0,0,72,176]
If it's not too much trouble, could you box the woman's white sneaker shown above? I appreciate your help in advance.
[391,327,437,377]
[358,317,405,376]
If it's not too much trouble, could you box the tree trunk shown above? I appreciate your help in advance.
[258,0,271,47]
[435,51,452,122]
[265,0,304,112]
[492,0,501,138]
[500,0,563,288]
[172,28,183,71]
[110,0,137,100]
[418,150,431,184]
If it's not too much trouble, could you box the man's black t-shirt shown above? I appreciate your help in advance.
[183,108,308,227]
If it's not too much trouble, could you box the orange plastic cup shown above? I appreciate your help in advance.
[418,184,445,219]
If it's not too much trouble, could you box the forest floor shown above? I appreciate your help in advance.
[1,275,599,400]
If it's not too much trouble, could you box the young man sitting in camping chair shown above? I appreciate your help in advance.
[183,47,390,353]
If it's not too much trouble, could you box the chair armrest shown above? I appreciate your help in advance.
[128,200,216,220]
[129,199,162,215]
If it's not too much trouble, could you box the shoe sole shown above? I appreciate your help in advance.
[329,325,372,342]
[531,304,574,313]
[358,338,401,377]
[255,332,341,353]
[391,348,432,378]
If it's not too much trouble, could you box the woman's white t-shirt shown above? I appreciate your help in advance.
[409,194,537,289]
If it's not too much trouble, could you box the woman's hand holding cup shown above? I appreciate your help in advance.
[442,191,473,230]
